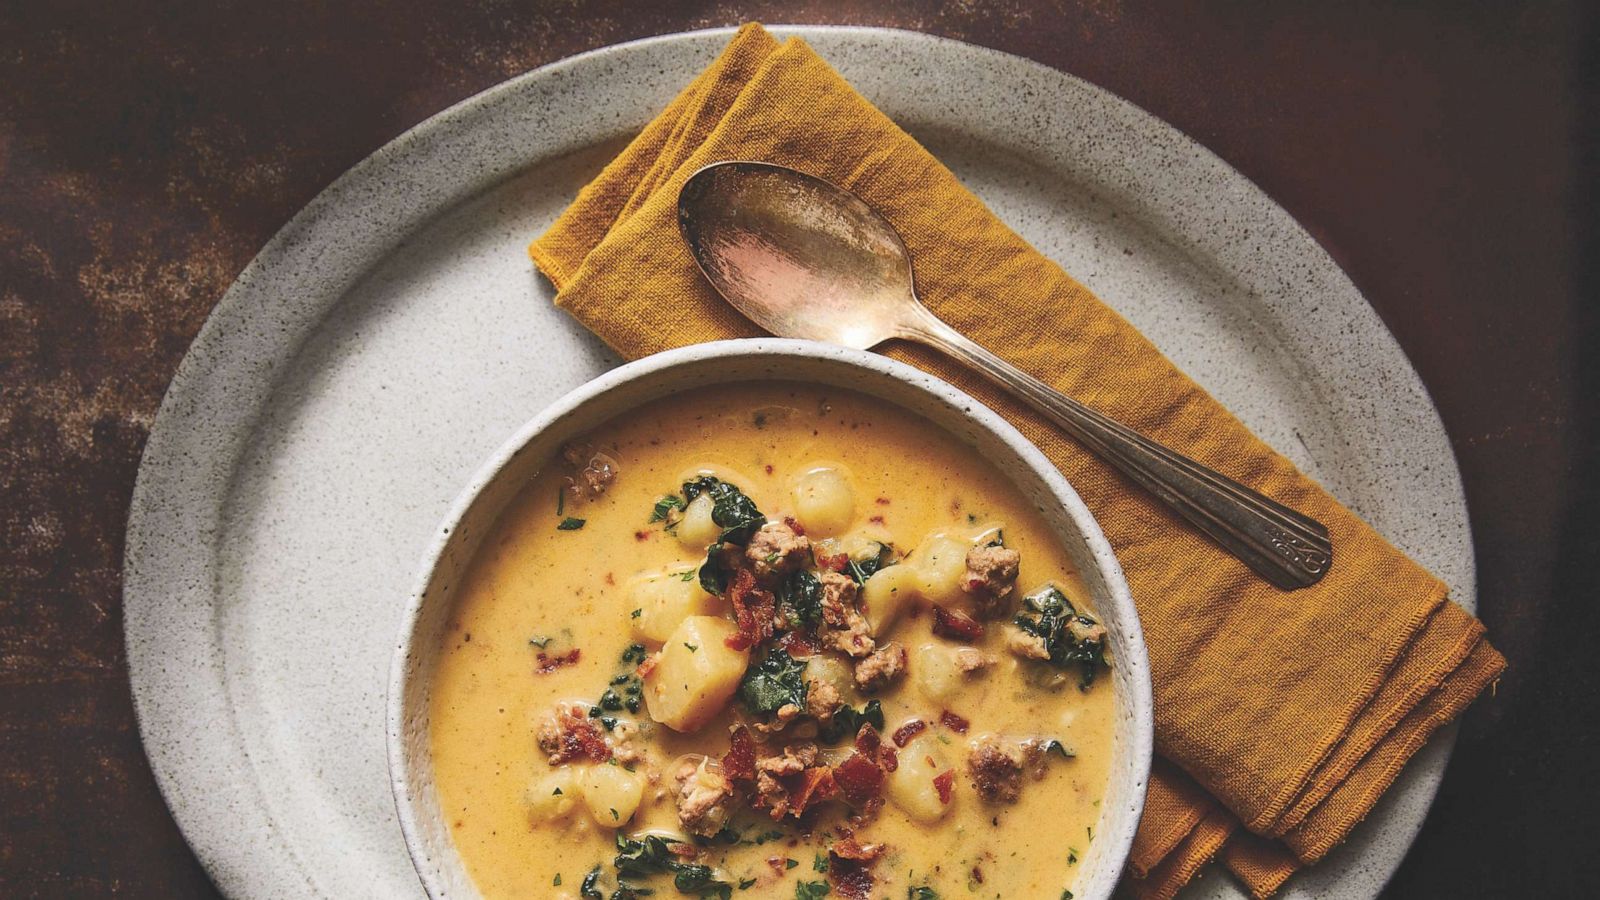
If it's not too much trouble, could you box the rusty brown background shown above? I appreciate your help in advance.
[2,1,1595,897]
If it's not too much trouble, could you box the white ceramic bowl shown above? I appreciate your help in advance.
[387,338,1153,899]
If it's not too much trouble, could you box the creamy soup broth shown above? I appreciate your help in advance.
[429,382,1116,899]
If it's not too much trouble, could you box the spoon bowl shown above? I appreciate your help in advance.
[677,160,1333,590]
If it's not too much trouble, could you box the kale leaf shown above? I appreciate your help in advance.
[844,542,897,586]
[649,494,686,524]
[819,699,885,743]
[776,569,823,627]
[1013,585,1108,689]
[738,649,809,715]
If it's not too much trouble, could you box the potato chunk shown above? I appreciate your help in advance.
[525,767,580,823]
[579,763,646,827]
[793,464,855,535]
[629,567,722,644]
[886,732,954,822]
[642,616,749,732]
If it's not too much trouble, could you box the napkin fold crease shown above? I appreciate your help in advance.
[528,24,1504,898]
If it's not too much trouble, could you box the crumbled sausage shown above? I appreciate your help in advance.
[745,521,812,578]
[1004,625,1051,661]
[561,442,618,502]
[853,643,908,693]
[967,734,1025,802]
[754,742,834,819]
[805,675,843,722]
[674,758,738,837]
[609,719,646,765]
[953,647,997,673]
[819,571,875,658]
[961,545,1021,617]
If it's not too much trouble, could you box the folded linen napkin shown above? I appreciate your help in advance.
[528,24,1504,898]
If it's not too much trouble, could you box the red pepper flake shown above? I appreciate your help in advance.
[723,726,757,783]
[534,649,581,674]
[783,515,805,536]
[765,464,775,475]
[971,865,985,884]
[633,530,650,542]
[832,753,884,807]
[777,630,819,657]
[934,769,955,804]
[939,710,970,734]
[868,515,886,525]
[603,572,615,586]
[817,551,849,572]
[892,720,927,747]
[635,654,659,678]
[725,568,776,651]
[874,497,891,506]
[766,857,788,876]
[932,605,984,641]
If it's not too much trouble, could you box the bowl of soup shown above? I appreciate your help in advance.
[389,339,1152,900]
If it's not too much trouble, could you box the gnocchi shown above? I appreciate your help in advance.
[885,731,955,822]
[792,464,855,535]
[579,763,646,827]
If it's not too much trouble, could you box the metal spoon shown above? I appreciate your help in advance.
[676,160,1332,590]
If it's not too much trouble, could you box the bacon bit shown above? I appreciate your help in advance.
[723,727,757,783]
[726,568,777,650]
[874,497,891,506]
[668,842,700,859]
[789,766,839,814]
[534,649,581,674]
[545,710,611,765]
[782,515,806,536]
[635,654,659,678]
[832,753,884,806]
[830,855,876,900]
[934,770,955,804]
[778,631,819,657]
[880,745,898,773]
[829,837,885,861]
[932,605,984,641]
[766,857,788,876]
[971,865,985,884]
[854,723,881,757]
[817,551,849,573]
[939,710,971,734]
[892,720,928,747]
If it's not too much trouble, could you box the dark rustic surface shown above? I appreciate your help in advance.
[1,2,1594,897]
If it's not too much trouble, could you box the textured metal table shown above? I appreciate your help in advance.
[0,2,1593,897]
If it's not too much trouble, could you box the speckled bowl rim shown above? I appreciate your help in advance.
[386,338,1154,900]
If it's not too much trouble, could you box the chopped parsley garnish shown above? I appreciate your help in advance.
[784,859,798,870]
[738,649,809,715]
[1041,739,1076,760]
[631,608,642,619]
[557,487,566,516]
[819,699,885,743]
[650,494,687,524]
[554,873,563,885]
[557,517,587,531]
[795,881,830,899]
[908,888,939,900]
[812,853,829,873]
[528,635,552,649]
[1013,585,1108,689]
[684,643,698,653]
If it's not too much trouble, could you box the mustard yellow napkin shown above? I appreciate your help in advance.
[528,24,1504,898]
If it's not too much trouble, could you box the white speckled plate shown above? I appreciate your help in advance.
[124,25,1473,900]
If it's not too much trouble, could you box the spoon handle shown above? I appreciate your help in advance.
[901,310,1332,590]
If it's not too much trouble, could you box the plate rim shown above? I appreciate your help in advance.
[123,23,1473,900]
